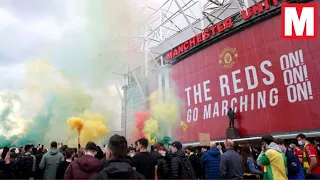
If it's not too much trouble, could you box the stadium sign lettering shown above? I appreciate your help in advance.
[166,0,282,61]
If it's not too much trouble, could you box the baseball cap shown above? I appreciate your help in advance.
[170,141,182,150]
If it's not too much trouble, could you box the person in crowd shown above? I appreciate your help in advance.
[90,134,145,179]
[34,145,44,179]
[186,146,202,179]
[39,141,64,179]
[135,141,139,152]
[32,147,37,155]
[196,146,206,178]
[0,147,11,178]
[24,144,37,179]
[95,146,104,160]
[19,147,24,155]
[77,147,85,158]
[297,133,320,179]
[64,142,102,179]
[72,148,77,160]
[128,147,136,158]
[171,141,196,179]
[11,144,36,179]
[313,138,320,155]
[1,147,9,161]
[201,146,209,154]
[235,144,242,155]
[289,140,303,164]
[251,147,261,161]
[200,142,221,179]
[100,145,109,169]
[258,135,287,180]
[132,138,158,179]
[241,144,262,179]
[56,148,75,179]
[60,145,68,156]
[275,138,304,179]
[153,145,170,179]
[151,143,163,157]
[150,145,155,153]
[220,139,243,179]
[0,149,6,178]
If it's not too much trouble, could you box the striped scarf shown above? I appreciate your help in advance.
[303,141,310,170]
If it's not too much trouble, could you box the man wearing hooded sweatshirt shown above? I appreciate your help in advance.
[64,142,102,179]
[200,142,221,179]
[258,135,288,180]
[39,141,64,179]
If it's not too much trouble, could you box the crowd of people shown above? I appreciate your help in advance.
[0,133,320,179]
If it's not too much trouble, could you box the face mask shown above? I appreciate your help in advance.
[289,144,294,148]
[298,141,303,146]
[159,151,166,156]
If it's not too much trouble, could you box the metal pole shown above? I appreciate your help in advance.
[122,85,127,138]
[115,85,123,101]
[232,0,245,11]
[144,0,149,77]
[159,8,163,43]
[160,55,164,67]
[132,70,145,101]
[158,73,163,101]
[199,0,205,31]
[164,69,172,137]
[144,38,148,77]
[174,0,197,35]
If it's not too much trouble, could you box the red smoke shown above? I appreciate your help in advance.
[135,111,150,138]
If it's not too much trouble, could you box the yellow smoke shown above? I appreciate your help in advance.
[143,118,159,138]
[131,89,182,144]
[67,110,109,146]
[149,90,180,125]
[67,117,84,135]
[145,134,157,144]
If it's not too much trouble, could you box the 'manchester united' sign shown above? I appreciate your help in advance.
[166,18,234,60]
[165,0,287,61]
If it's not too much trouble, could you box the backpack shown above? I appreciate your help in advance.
[178,157,197,179]
[95,169,145,179]
[14,153,33,178]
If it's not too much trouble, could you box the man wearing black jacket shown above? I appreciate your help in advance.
[90,135,144,179]
[170,141,196,179]
[186,146,202,179]
[220,139,243,179]
[153,144,170,179]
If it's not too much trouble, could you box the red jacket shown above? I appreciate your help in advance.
[64,155,102,179]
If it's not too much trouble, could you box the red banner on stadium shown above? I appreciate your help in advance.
[171,1,320,143]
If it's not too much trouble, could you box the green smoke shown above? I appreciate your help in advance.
[0,0,139,147]
[0,135,13,148]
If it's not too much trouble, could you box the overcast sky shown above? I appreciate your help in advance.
[0,0,207,89]
[0,0,72,88]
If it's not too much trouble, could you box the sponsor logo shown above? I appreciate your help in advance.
[219,47,238,69]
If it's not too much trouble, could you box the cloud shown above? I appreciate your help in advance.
[0,63,25,89]
[0,8,65,66]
